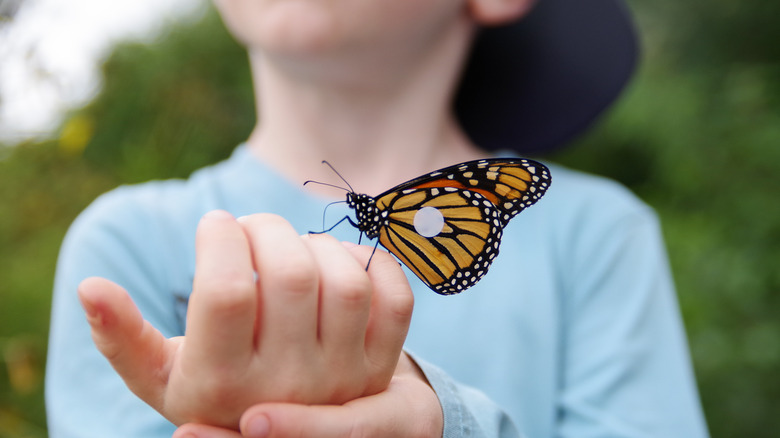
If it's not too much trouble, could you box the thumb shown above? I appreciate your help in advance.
[238,375,440,438]
[239,403,352,438]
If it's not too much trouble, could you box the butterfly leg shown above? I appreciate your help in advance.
[307,215,377,272]
[364,239,381,272]
[308,215,359,235]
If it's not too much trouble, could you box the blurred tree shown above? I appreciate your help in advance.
[0,8,251,436]
[80,9,254,181]
[1,1,778,436]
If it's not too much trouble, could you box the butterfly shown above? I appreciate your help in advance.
[306,158,551,295]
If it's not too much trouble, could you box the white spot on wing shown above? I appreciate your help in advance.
[413,206,445,238]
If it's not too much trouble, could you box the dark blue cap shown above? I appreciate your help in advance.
[455,0,639,154]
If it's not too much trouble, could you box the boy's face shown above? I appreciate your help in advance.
[213,0,469,59]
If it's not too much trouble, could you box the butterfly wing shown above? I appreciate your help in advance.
[374,187,504,295]
[384,158,551,222]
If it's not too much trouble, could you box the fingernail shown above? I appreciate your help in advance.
[77,289,103,326]
[79,293,97,318]
[245,414,270,438]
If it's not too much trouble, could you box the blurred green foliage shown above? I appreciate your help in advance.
[1,1,778,437]
[0,9,252,437]
[553,2,780,435]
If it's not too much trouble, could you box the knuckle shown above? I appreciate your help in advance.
[330,272,372,309]
[367,247,397,268]
[242,212,287,227]
[196,275,255,314]
[307,231,339,245]
[267,256,319,295]
[387,289,415,321]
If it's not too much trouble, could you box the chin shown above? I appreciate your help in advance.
[240,1,339,55]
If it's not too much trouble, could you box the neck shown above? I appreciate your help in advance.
[244,14,486,196]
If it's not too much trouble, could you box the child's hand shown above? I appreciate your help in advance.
[173,352,444,438]
[78,211,414,429]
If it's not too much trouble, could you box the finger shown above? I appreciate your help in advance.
[239,214,319,354]
[186,210,257,369]
[174,423,244,438]
[239,376,440,438]
[241,404,350,438]
[303,235,372,376]
[78,277,175,408]
[347,244,414,387]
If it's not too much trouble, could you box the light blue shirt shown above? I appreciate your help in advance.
[46,145,709,437]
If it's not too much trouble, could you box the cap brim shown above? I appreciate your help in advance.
[455,0,639,154]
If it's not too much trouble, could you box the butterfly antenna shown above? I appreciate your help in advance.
[302,180,351,192]
[320,160,355,193]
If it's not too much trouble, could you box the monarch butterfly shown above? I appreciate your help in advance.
[306,158,551,295]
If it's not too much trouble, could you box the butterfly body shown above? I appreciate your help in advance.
[335,158,551,295]
[346,192,385,239]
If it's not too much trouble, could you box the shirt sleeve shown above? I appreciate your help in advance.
[45,189,180,438]
[410,353,527,438]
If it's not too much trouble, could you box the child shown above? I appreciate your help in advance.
[46,0,710,437]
